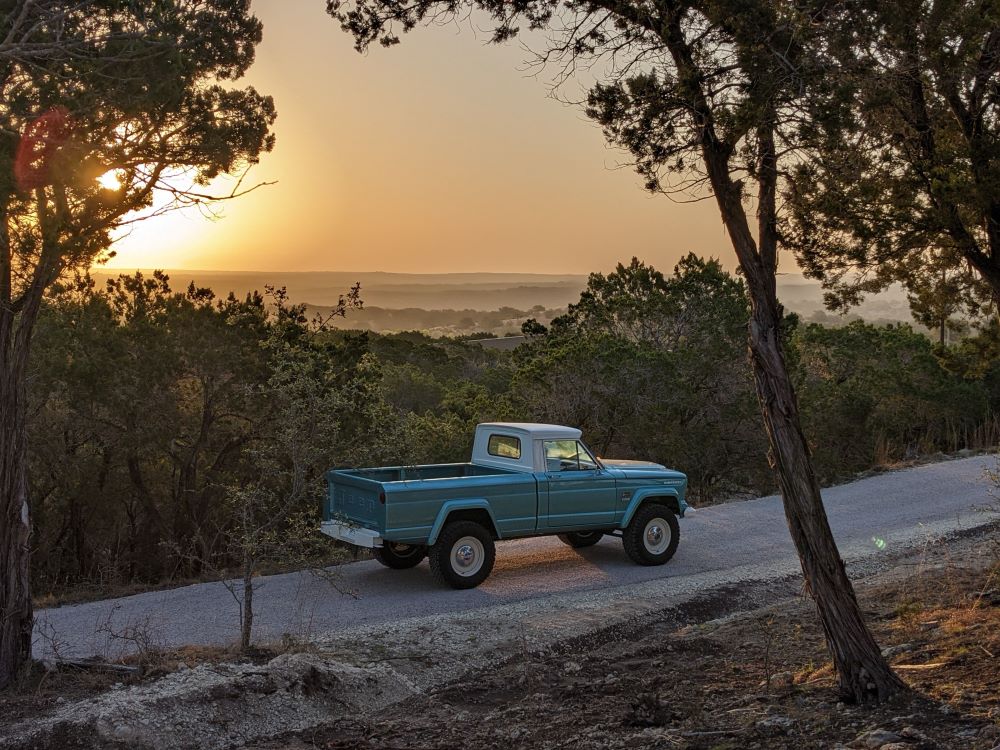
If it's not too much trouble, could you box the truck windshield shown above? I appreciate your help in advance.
[543,439,600,472]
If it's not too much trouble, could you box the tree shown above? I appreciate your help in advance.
[794,321,987,476]
[786,1,1000,310]
[0,1,275,688]
[327,0,905,701]
[903,254,989,346]
[516,256,769,501]
[215,286,363,651]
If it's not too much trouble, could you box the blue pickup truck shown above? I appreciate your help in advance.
[322,423,689,588]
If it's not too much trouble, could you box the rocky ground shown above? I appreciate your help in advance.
[2,524,998,750]
[250,532,1000,750]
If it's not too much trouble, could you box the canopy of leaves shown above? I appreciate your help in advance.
[0,0,276,306]
[785,0,1000,309]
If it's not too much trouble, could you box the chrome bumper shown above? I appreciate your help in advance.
[320,521,382,548]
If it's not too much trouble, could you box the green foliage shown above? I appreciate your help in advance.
[1,1,276,282]
[24,258,1000,597]
[514,256,770,502]
[785,0,1000,308]
[795,322,988,479]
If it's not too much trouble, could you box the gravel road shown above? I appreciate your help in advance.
[34,454,998,660]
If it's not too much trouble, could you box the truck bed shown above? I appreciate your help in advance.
[337,462,515,484]
[324,462,536,542]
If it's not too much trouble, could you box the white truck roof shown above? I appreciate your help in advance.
[477,422,582,441]
[472,423,584,473]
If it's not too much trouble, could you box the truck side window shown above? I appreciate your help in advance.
[544,439,599,472]
[487,434,521,459]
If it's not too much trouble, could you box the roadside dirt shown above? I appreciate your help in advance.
[3,524,998,750]
[251,533,1000,750]
[0,643,280,732]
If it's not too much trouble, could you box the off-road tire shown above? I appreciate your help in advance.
[428,520,496,589]
[374,542,427,569]
[622,504,680,566]
[557,531,604,548]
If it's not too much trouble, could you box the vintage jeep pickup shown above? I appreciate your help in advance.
[322,423,689,588]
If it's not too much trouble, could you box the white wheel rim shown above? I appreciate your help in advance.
[643,518,671,555]
[451,536,485,577]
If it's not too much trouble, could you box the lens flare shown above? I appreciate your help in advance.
[872,536,887,550]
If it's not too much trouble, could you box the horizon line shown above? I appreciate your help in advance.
[92,267,816,281]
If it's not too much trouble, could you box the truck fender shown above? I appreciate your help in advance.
[620,487,682,528]
[427,499,501,546]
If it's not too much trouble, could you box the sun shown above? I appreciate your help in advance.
[97,170,122,191]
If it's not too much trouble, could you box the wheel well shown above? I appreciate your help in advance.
[443,508,499,539]
[640,496,680,516]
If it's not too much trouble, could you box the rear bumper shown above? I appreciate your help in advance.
[320,521,382,548]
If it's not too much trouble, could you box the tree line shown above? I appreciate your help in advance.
[27,258,998,601]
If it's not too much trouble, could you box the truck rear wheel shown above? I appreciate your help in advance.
[557,531,604,548]
[429,520,496,589]
[622,504,679,566]
[374,542,427,569]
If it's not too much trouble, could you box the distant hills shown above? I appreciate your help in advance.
[91,270,586,311]
[89,269,915,336]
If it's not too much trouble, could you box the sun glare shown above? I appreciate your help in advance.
[97,170,122,191]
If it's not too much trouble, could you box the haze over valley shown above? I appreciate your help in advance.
[90,268,916,337]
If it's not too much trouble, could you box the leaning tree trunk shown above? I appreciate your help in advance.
[0,358,34,690]
[746,290,907,703]
[695,112,906,701]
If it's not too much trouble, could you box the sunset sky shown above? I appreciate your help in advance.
[103,0,739,275]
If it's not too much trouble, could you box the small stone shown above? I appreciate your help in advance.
[899,726,929,742]
[854,728,903,748]
[770,671,794,688]
[756,715,795,734]
[563,661,582,674]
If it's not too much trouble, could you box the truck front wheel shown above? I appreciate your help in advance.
[622,504,680,566]
[374,542,427,569]
[429,520,496,589]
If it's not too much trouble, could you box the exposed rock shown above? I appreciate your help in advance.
[756,715,795,734]
[0,653,417,750]
[899,726,930,742]
[770,670,794,688]
[853,728,904,748]
[880,643,916,658]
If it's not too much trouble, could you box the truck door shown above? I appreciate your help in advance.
[541,439,617,529]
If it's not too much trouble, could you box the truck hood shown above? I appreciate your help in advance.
[601,459,667,469]
[601,459,687,482]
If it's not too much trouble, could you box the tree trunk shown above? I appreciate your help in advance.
[746,291,907,703]
[240,564,253,652]
[694,110,905,701]
[0,364,34,690]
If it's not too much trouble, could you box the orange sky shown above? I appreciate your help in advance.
[102,0,743,275]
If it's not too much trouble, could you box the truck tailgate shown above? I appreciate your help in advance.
[325,471,386,529]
